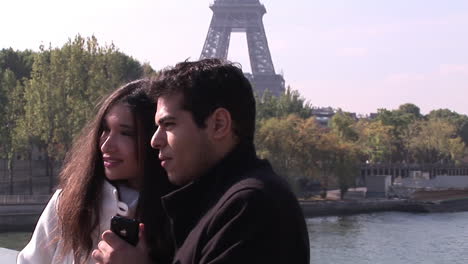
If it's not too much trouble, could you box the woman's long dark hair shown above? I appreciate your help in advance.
[56,79,174,263]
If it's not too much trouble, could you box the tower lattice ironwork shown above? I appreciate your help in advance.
[200,0,284,96]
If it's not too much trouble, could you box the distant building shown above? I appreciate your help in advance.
[311,107,335,126]
[310,107,361,126]
[347,112,358,120]
[368,113,379,120]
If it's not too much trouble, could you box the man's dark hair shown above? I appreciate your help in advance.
[149,58,256,142]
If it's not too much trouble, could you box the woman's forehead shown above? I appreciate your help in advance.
[105,104,134,125]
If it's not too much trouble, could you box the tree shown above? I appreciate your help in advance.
[255,115,305,182]
[427,109,468,146]
[0,69,19,193]
[398,103,422,120]
[142,62,156,77]
[375,105,420,163]
[354,120,395,163]
[329,110,358,142]
[255,114,327,193]
[407,119,466,164]
[0,48,34,80]
[256,86,312,121]
[326,115,362,199]
[13,35,147,193]
[0,49,35,192]
[255,113,362,199]
[333,141,361,200]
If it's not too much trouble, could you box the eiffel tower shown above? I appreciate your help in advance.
[200,0,285,96]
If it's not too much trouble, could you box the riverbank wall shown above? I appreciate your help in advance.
[1,193,468,230]
[300,197,468,218]
[0,195,49,232]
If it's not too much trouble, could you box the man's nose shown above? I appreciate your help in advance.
[150,127,165,150]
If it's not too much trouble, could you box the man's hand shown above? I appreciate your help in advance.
[92,223,152,264]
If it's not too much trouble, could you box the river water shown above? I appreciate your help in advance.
[308,211,468,264]
[1,211,467,263]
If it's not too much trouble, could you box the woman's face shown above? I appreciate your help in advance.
[100,103,141,189]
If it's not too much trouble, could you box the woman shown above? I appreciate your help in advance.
[17,79,173,264]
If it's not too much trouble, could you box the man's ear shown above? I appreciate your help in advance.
[208,108,232,140]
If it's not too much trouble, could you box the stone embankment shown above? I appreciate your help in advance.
[300,189,468,218]
[301,199,415,217]
[2,190,468,228]
[0,195,50,232]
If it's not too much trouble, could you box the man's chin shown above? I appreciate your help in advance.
[168,173,181,186]
[168,173,192,186]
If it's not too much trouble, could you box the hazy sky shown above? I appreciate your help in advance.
[2,0,467,115]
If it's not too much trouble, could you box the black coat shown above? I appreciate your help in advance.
[162,142,310,264]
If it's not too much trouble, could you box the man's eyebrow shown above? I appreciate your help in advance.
[157,115,176,125]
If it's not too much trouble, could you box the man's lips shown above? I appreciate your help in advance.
[159,155,172,168]
[103,157,123,168]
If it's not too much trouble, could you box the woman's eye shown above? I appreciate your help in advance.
[122,131,135,137]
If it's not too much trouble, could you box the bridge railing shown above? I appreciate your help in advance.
[0,194,51,205]
[0,159,60,195]
[359,164,468,184]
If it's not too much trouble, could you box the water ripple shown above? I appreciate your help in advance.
[307,211,468,264]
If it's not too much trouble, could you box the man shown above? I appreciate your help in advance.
[150,59,309,263]
[93,59,309,263]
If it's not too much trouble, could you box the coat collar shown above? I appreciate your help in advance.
[101,180,139,218]
[161,141,258,246]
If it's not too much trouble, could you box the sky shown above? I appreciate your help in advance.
[1,0,468,116]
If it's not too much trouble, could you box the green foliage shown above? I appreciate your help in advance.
[1,35,151,176]
[0,69,18,158]
[374,105,424,162]
[142,62,157,77]
[256,86,312,121]
[354,120,395,163]
[330,110,358,141]
[427,109,468,145]
[255,113,362,198]
[333,142,361,199]
[427,108,461,121]
[255,115,323,185]
[0,48,34,81]
[371,105,468,164]
[407,119,466,164]
[398,103,422,120]
[2,36,468,196]
[255,100,468,198]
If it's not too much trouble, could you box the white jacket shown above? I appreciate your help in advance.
[17,180,139,264]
